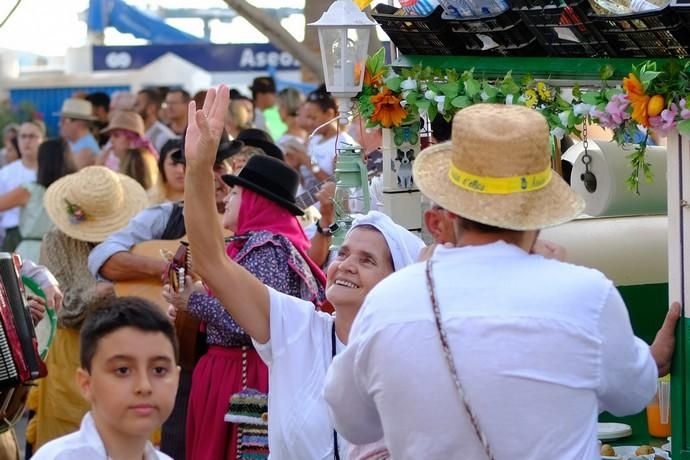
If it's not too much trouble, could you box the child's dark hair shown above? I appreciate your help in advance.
[80,296,179,372]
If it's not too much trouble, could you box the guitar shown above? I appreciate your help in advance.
[112,239,183,310]
[112,239,204,371]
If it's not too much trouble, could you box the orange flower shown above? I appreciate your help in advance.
[623,73,650,127]
[363,67,385,88]
[647,95,665,117]
[370,88,406,128]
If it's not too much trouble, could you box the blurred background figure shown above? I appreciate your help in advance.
[134,88,178,153]
[100,111,159,191]
[225,97,254,140]
[276,88,306,160]
[164,88,191,135]
[85,92,111,147]
[108,90,136,115]
[0,120,45,251]
[250,76,286,141]
[0,137,77,261]
[149,138,185,204]
[0,123,19,167]
[56,98,99,169]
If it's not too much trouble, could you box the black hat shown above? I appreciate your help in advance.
[179,128,243,165]
[250,76,276,94]
[235,129,284,161]
[222,155,304,216]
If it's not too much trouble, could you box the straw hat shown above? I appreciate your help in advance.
[101,111,145,137]
[53,98,96,121]
[43,166,148,242]
[413,104,585,230]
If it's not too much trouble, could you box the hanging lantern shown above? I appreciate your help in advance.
[308,0,376,124]
[331,144,371,247]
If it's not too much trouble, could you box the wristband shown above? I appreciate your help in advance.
[315,220,339,236]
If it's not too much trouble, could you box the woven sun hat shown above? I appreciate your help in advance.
[43,166,148,243]
[53,98,97,121]
[413,104,585,230]
[101,110,145,137]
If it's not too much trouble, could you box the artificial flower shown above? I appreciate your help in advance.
[649,103,678,136]
[505,94,514,105]
[363,67,385,88]
[370,88,407,128]
[523,89,538,109]
[681,99,690,120]
[623,73,650,127]
[536,82,552,101]
[573,103,593,117]
[558,110,571,127]
[424,90,436,100]
[480,91,490,102]
[400,77,418,92]
[435,95,446,113]
[550,126,566,139]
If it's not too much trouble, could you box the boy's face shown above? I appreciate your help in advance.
[77,327,179,439]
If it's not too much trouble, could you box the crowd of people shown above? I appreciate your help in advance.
[0,78,680,460]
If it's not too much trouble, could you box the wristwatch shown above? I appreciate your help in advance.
[315,220,339,236]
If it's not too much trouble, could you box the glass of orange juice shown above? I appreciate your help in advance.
[647,376,671,438]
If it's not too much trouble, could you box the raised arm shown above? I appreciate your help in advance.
[183,86,271,344]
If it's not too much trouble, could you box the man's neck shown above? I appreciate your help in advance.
[455,230,538,253]
[95,419,149,460]
[169,119,186,134]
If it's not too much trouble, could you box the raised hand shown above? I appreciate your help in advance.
[184,85,230,169]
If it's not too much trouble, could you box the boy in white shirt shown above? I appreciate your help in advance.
[32,297,180,460]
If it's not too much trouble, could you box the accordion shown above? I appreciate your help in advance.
[0,253,47,389]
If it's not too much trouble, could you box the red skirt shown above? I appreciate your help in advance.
[186,346,269,460]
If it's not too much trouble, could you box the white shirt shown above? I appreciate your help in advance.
[0,160,36,229]
[31,412,172,460]
[307,132,357,176]
[252,287,346,460]
[325,242,658,460]
[145,120,178,154]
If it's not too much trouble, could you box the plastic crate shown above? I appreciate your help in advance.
[372,4,460,55]
[442,8,544,56]
[591,6,690,57]
[511,0,616,57]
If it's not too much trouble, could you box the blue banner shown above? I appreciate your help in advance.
[93,44,302,72]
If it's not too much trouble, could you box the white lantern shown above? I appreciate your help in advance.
[309,0,376,122]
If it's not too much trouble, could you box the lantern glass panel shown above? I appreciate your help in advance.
[317,26,371,95]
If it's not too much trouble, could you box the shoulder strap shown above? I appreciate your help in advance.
[161,202,186,240]
[425,260,494,460]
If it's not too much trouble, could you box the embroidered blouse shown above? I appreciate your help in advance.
[187,230,324,347]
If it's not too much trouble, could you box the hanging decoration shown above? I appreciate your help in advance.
[356,49,690,193]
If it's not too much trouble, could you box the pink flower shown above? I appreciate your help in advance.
[680,99,690,120]
[594,94,630,129]
[649,102,678,137]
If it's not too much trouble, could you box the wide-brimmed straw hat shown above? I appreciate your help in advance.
[44,166,148,242]
[101,111,145,137]
[222,154,303,216]
[413,104,584,230]
[53,98,97,121]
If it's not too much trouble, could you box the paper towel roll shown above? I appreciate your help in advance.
[566,140,667,217]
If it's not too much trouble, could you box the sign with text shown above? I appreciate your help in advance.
[93,44,301,72]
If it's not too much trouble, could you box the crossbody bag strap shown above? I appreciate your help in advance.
[425,260,494,460]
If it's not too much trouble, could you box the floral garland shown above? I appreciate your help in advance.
[357,49,690,193]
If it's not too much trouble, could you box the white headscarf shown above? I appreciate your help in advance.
[348,211,425,271]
